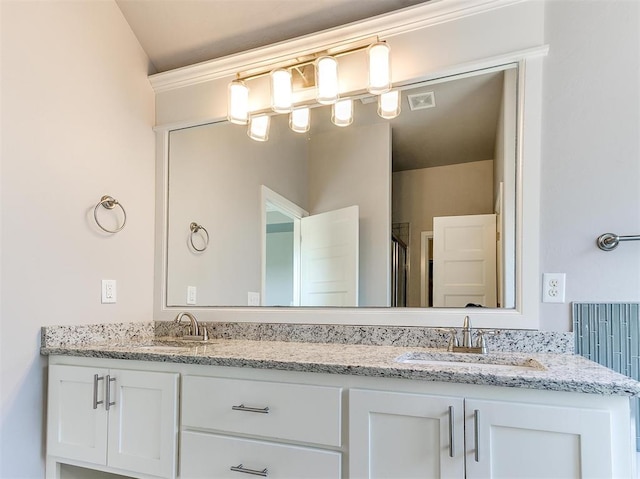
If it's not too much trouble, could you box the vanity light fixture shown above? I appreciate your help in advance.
[332,99,353,127]
[248,114,270,141]
[367,42,391,94]
[315,56,339,105]
[290,107,311,133]
[270,68,293,113]
[227,37,395,140]
[227,80,250,125]
[378,90,401,119]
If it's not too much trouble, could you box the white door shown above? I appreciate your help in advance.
[432,214,497,308]
[465,399,614,479]
[349,389,465,479]
[46,365,109,465]
[300,205,359,306]
[107,369,179,478]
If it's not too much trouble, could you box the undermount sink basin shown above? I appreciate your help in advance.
[135,345,196,353]
[130,339,204,353]
[396,352,546,371]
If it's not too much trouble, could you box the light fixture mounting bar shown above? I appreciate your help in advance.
[236,36,380,83]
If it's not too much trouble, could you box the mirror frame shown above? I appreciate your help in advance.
[151,0,548,329]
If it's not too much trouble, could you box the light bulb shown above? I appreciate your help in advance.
[248,115,270,141]
[227,80,249,125]
[290,108,310,133]
[332,99,353,127]
[315,56,339,105]
[270,68,292,113]
[367,42,391,95]
[378,90,401,119]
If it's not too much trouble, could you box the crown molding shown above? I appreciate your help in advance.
[148,0,524,93]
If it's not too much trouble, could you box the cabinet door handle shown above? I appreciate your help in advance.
[474,409,480,462]
[92,374,104,409]
[232,404,270,414]
[230,464,268,476]
[105,375,116,411]
[448,405,455,458]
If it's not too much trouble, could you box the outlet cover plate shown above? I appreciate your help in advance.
[542,273,565,303]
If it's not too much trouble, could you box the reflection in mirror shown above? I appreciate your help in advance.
[166,65,517,309]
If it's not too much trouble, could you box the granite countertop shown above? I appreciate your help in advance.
[41,331,640,397]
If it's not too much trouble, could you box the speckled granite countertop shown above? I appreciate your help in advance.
[40,322,640,397]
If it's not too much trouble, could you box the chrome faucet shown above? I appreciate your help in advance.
[442,316,495,354]
[174,312,208,341]
[461,315,473,348]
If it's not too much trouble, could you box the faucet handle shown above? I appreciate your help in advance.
[474,329,498,354]
[437,328,459,351]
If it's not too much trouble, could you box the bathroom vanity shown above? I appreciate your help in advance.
[42,324,639,479]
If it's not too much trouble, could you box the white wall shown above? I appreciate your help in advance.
[308,123,391,307]
[0,1,155,477]
[540,0,640,331]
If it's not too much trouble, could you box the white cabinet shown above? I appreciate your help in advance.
[46,364,179,479]
[350,389,618,479]
[179,376,342,479]
[180,431,341,479]
[350,389,465,478]
[465,398,614,479]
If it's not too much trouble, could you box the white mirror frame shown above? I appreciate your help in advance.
[152,0,548,329]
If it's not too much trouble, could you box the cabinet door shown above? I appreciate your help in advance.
[46,365,108,465]
[106,369,179,478]
[350,389,464,479]
[180,431,342,479]
[465,399,614,479]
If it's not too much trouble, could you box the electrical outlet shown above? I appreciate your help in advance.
[101,279,117,304]
[542,273,565,303]
[187,286,197,305]
[247,292,260,306]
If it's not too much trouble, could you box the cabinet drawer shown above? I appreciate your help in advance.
[182,376,342,447]
[180,431,341,479]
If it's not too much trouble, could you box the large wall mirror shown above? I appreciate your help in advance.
[166,64,518,310]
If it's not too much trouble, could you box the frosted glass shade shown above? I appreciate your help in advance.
[332,99,353,127]
[248,115,270,141]
[378,90,401,119]
[315,56,339,104]
[367,42,391,95]
[227,80,249,125]
[270,68,292,113]
[290,108,310,133]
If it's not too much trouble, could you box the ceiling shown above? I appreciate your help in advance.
[310,70,505,171]
[115,0,431,74]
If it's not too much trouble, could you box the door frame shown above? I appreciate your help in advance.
[420,231,433,308]
[261,186,308,306]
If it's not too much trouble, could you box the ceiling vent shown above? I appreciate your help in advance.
[407,91,436,111]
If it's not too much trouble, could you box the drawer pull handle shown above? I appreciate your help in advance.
[230,464,268,477]
[232,404,270,414]
[92,374,104,409]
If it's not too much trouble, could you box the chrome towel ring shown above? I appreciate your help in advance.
[597,232,640,251]
[93,195,127,233]
[189,222,209,252]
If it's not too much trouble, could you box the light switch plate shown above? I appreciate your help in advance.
[187,286,197,305]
